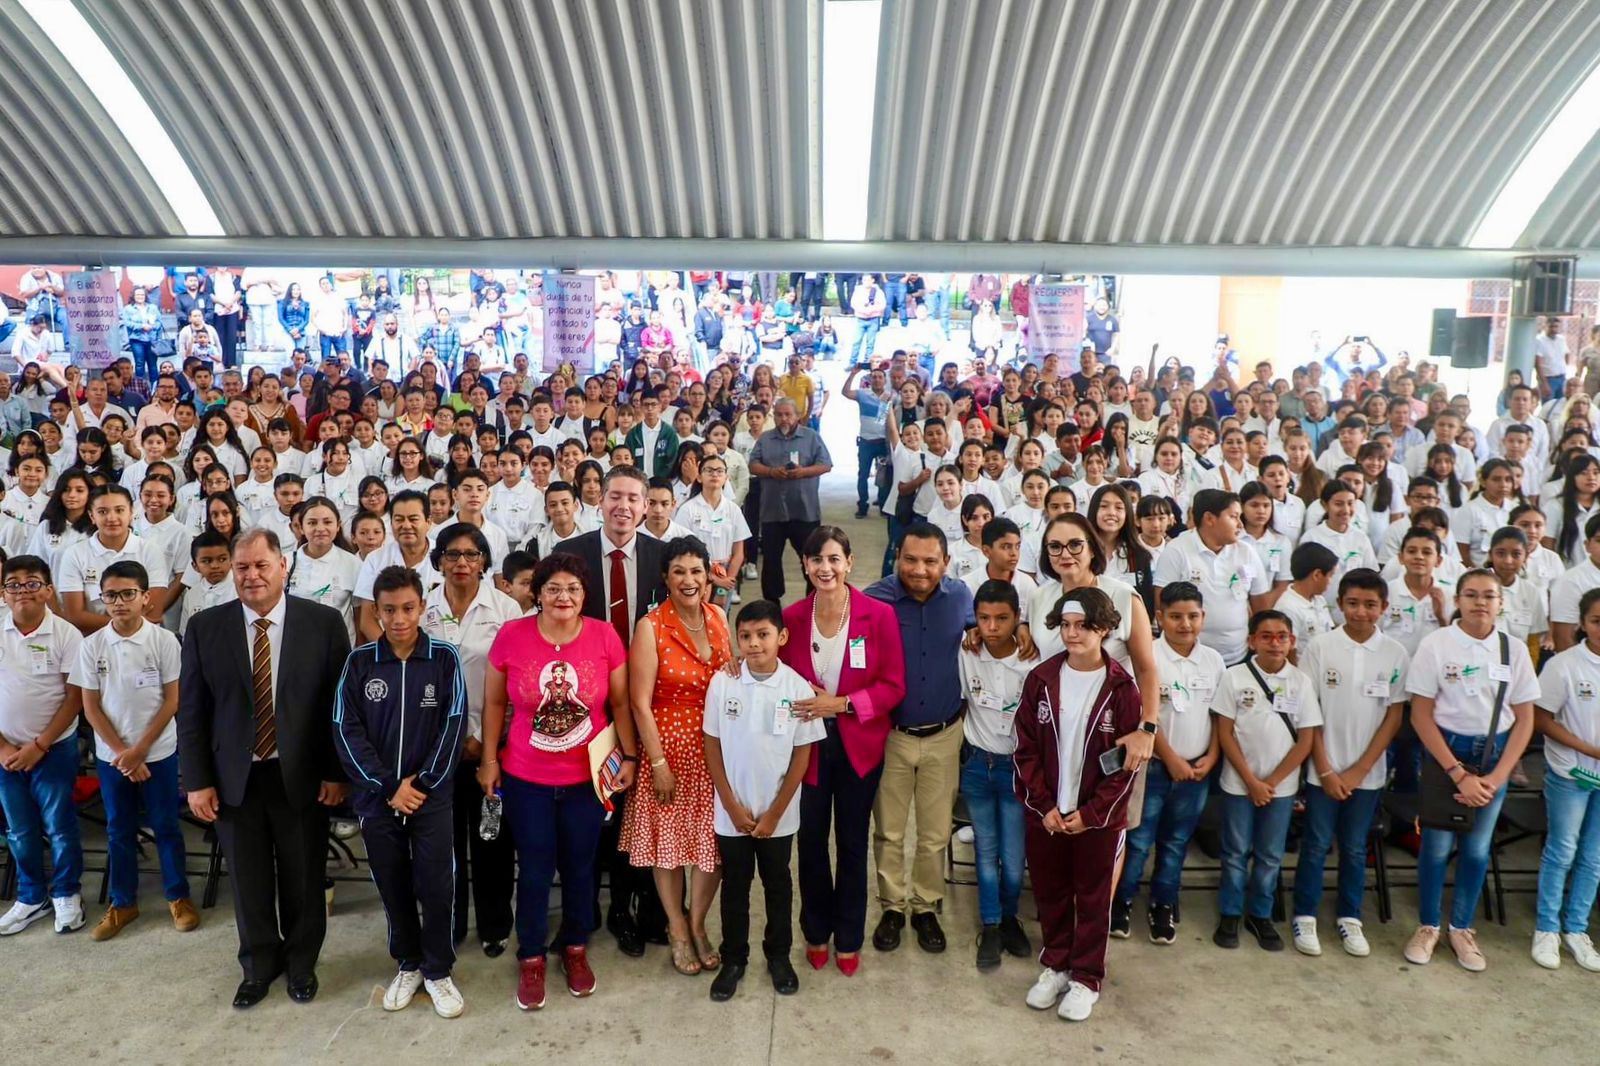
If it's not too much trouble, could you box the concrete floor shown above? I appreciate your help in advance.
[6,361,1596,1064]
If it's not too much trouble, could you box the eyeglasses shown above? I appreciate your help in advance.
[101,588,142,604]
[1045,539,1089,557]
[541,583,585,598]
[3,580,45,594]
[441,550,483,563]
[398,450,422,458]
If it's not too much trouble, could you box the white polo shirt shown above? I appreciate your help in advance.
[1300,627,1409,790]
[69,620,182,762]
[1495,575,1547,641]
[0,610,83,745]
[1542,498,1600,566]
[962,566,1037,625]
[179,574,238,635]
[1381,576,1453,657]
[487,481,542,545]
[284,545,360,640]
[234,477,277,523]
[1243,529,1293,585]
[1453,496,1515,566]
[1551,559,1600,625]
[24,524,90,571]
[423,580,524,741]
[1537,642,1600,782]
[355,540,444,602]
[675,493,752,567]
[1275,586,1335,652]
[55,533,174,615]
[1406,623,1540,735]
[1212,660,1321,799]
[1299,522,1379,607]
[1152,529,1270,664]
[1270,493,1307,547]
[702,663,825,837]
[959,644,1030,755]
[1154,635,1225,761]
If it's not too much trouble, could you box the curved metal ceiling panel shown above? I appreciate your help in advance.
[868,0,1600,248]
[74,0,820,241]
[0,0,179,236]
[1520,126,1600,249]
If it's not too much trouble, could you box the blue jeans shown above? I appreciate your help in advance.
[960,749,1024,925]
[816,337,838,361]
[318,332,348,361]
[1116,760,1209,908]
[1293,785,1380,920]
[501,773,605,959]
[1218,793,1294,919]
[0,739,83,904]
[883,280,907,326]
[97,754,189,907]
[856,436,888,512]
[1417,729,1509,929]
[927,289,949,335]
[849,319,880,364]
[1536,770,1600,934]
[1547,374,1568,400]
[128,339,159,386]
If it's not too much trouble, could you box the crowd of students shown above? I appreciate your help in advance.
[2,266,1600,1028]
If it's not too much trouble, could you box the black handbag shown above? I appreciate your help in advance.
[1417,632,1509,832]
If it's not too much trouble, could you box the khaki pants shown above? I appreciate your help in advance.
[872,722,964,914]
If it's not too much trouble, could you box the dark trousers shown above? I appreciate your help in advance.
[855,437,889,513]
[718,832,795,966]
[798,728,883,953]
[504,774,605,959]
[760,519,819,602]
[591,786,668,940]
[801,277,826,321]
[214,760,328,983]
[742,480,763,568]
[363,803,457,980]
[451,761,514,945]
[216,313,241,367]
[1025,820,1122,992]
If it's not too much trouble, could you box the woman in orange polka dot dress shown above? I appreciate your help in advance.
[622,536,732,975]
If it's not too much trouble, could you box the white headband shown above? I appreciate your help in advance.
[1058,600,1086,618]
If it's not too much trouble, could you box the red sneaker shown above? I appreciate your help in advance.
[805,946,829,971]
[517,956,547,1011]
[561,945,596,997]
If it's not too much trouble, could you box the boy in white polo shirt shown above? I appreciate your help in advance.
[1275,543,1337,663]
[1153,489,1273,665]
[1212,610,1320,952]
[71,560,196,941]
[702,600,825,1003]
[0,555,87,936]
[1292,569,1409,958]
[1550,513,1600,651]
[55,484,174,636]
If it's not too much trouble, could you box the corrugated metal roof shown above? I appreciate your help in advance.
[1520,125,1600,249]
[0,0,179,235]
[867,0,1600,248]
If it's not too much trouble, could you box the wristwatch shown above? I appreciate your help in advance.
[1138,721,1158,735]
[844,698,856,716]
[621,753,640,764]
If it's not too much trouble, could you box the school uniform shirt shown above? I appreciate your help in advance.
[959,645,1030,756]
[1379,512,1453,561]
[252,508,296,549]
[1194,459,1258,495]
[1300,628,1409,790]
[1056,663,1106,814]
[1380,576,1453,657]
[927,498,965,543]
[948,539,985,581]
[1495,575,1547,641]
[1305,497,1373,539]
[308,467,360,524]
[436,516,511,568]
[385,473,435,496]
[675,493,752,567]
[1154,636,1226,761]
[422,430,454,465]
[1551,558,1600,626]
[1006,503,1047,573]
[1406,622,1540,736]
[1212,660,1321,799]
[1453,496,1515,567]
[961,566,1038,625]
[1136,466,1190,514]
[24,524,90,571]
[355,541,445,603]
[487,481,543,545]
[1524,545,1564,597]
[1299,523,1379,608]
[70,618,183,763]
[1069,477,1115,514]
[1270,493,1307,547]
[268,447,307,478]
[1404,441,1478,484]
[1316,441,1361,479]
[178,576,238,635]
[1542,497,1600,566]
[1242,529,1293,586]
[702,663,825,837]
[422,581,524,742]
[960,474,1008,510]
[286,546,361,641]
[1275,586,1336,650]
[0,489,45,558]
[234,477,278,523]
[0,605,82,744]
[1152,530,1271,664]
[911,446,953,515]
[56,533,174,615]
[1029,575,1140,672]
[1536,642,1600,782]
[351,441,387,479]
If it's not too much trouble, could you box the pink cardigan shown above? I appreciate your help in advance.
[780,587,907,785]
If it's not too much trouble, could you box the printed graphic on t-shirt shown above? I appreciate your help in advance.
[530,660,590,752]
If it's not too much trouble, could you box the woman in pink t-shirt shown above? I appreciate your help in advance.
[479,553,635,1011]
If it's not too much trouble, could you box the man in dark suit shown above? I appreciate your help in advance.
[553,464,668,956]
[178,528,353,1009]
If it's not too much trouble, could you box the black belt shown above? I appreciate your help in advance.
[896,712,963,738]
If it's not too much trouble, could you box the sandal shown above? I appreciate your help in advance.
[670,937,702,976]
[694,933,721,972]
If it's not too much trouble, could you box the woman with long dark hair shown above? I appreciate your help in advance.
[1544,453,1600,565]
[26,468,94,566]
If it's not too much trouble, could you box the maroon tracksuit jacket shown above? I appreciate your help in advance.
[1013,652,1142,990]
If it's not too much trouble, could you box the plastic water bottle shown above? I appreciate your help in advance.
[480,793,503,840]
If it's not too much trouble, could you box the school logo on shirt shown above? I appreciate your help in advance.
[1240,688,1258,710]
[1157,682,1171,702]
[1578,681,1596,702]
[1188,567,1204,583]
[1323,668,1341,690]
[724,697,741,720]
[1442,663,1461,683]
[364,678,389,702]
[95,657,109,677]
[1036,700,1051,723]
[421,683,437,708]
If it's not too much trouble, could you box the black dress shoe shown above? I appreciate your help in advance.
[1213,915,1241,949]
[999,916,1032,958]
[232,979,272,1009]
[975,925,1003,971]
[709,963,745,1001]
[871,911,905,952]
[608,912,646,958]
[286,973,319,1003]
[768,956,799,995]
[910,912,946,953]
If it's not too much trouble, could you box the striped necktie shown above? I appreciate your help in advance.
[251,617,276,759]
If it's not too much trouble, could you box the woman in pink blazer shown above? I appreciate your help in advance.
[782,526,907,975]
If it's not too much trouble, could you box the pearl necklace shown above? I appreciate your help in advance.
[811,590,850,653]
[679,605,706,633]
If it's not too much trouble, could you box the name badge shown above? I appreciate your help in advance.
[997,705,1017,736]
[1277,695,1302,721]
[1363,680,1388,699]
[29,647,51,675]
[772,699,793,736]
[1190,679,1216,705]
[788,450,800,466]
[1488,663,1512,683]
[848,636,866,669]
[976,691,1003,711]
[135,668,161,689]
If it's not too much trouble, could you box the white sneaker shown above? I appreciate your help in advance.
[730,590,742,605]
[383,969,424,1011]
[425,976,465,1019]
[1292,916,1321,956]
[741,563,758,581]
[0,900,51,936]
[1057,980,1099,1022]
[1532,931,1561,970]
[1337,918,1370,957]
[52,894,84,933]
[955,825,975,845]
[1562,932,1600,972]
[1025,968,1072,1010]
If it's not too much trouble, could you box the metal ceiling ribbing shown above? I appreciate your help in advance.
[867,0,1600,248]
[0,0,179,236]
[1521,125,1600,249]
[73,0,820,241]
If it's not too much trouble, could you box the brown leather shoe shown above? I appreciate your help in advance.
[91,905,139,941]
[169,898,200,932]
